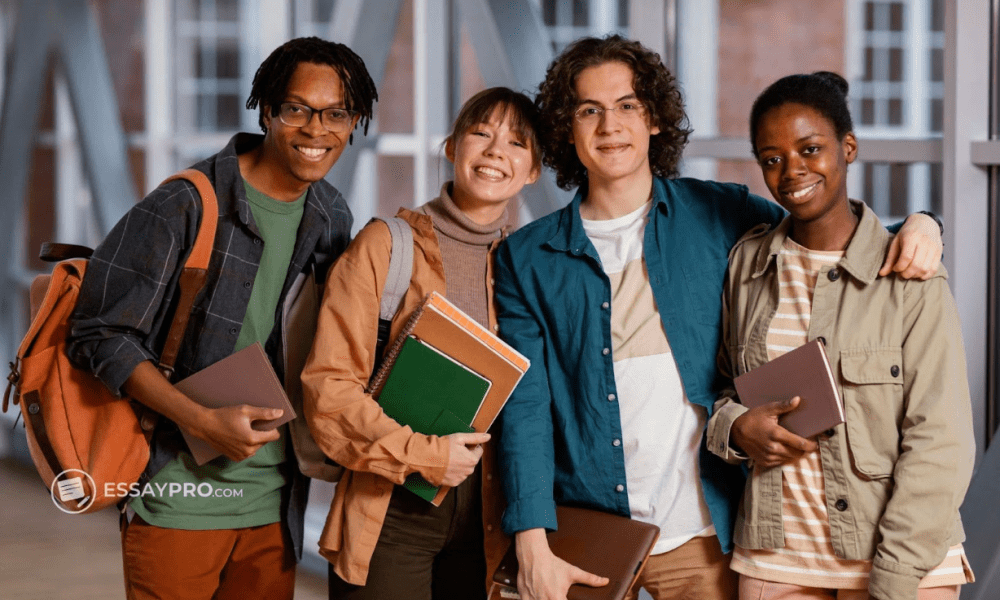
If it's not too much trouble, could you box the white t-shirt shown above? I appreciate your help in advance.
[581,201,715,554]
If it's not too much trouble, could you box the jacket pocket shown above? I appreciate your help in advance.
[840,347,904,479]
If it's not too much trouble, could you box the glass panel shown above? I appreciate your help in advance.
[573,0,588,26]
[889,2,905,31]
[217,40,240,79]
[930,47,944,81]
[217,94,241,130]
[930,98,943,133]
[889,47,904,81]
[930,0,945,32]
[218,0,239,21]
[857,162,941,222]
[888,98,903,125]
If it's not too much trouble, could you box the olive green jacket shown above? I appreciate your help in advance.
[707,201,974,600]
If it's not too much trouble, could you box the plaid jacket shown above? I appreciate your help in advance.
[67,133,353,558]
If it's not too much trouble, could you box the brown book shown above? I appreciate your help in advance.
[173,342,296,465]
[370,292,530,505]
[733,339,844,439]
[492,506,660,600]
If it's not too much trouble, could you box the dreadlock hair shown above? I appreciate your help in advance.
[750,71,854,158]
[246,37,378,144]
[535,34,692,190]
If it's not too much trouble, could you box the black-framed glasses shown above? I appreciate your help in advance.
[573,101,647,124]
[277,102,356,133]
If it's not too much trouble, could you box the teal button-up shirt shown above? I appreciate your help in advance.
[494,176,785,553]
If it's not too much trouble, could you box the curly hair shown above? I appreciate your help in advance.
[535,34,692,190]
[246,37,378,144]
[749,71,854,157]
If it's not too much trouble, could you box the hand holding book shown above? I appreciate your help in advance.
[731,396,820,468]
[441,432,490,487]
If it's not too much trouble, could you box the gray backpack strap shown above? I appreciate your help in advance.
[377,216,414,320]
[370,216,414,376]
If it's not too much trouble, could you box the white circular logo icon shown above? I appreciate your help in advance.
[50,468,96,514]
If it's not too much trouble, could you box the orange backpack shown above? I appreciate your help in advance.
[3,169,218,514]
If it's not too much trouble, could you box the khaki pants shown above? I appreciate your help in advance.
[625,535,738,600]
[120,515,295,600]
[738,575,960,600]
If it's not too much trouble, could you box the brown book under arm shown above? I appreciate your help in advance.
[492,506,660,600]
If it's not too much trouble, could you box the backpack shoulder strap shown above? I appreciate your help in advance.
[155,169,219,376]
[376,216,414,320]
[369,216,414,375]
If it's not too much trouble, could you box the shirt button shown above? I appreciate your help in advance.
[253,238,261,245]
[486,473,493,481]
[490,278,495,285]
[612,439,621,447]
[817,336,827,346]
[827,269,841,282]
[493,324,500,332]
[835,499,849,511]
[890,365,900,377]
[607,393,616,402]
[825,428,836,437]
[601,301,610,309]
[244,281,252,288]
[487,524,494,532]
[602,348,610,356]
[615,484,624,493]
[229,327,238,335]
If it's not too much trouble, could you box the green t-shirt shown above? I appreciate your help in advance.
[130,182,306,530]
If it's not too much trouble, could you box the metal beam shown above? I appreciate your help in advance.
[323,0,405,202]
[460,0,571,219]
[55,0,138,230]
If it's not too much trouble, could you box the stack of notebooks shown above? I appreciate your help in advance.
[369,291,530,504]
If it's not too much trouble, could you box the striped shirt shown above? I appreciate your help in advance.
[731,237,972,588]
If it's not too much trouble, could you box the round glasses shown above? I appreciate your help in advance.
[277,102,356,133]
[573,101,647,124]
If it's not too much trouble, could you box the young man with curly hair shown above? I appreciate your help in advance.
[67,37,376,600]
[493,35,944,600]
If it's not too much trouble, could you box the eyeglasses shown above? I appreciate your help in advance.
[573,101,647,124]
[277,102,356,133]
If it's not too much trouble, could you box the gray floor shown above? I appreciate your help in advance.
[0,457,328,600]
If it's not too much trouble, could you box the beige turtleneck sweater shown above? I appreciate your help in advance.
[419,183,506,327]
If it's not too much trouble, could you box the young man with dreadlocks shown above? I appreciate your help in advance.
[493,35,944,600]
[67,37,377,600]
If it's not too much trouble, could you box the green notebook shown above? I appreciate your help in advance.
[377,336,491,501]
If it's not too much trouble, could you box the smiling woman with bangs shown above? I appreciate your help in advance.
[301,87,541,600]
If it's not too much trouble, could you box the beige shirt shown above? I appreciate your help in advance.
[707,201,975,600]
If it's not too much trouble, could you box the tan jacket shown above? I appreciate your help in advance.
[707,201,974,600]
[301,206,509,590]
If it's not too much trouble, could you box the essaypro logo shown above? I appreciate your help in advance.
[50,469,96,514]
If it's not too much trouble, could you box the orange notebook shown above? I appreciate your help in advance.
[370,291,529,505]
[733,339,844,439]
